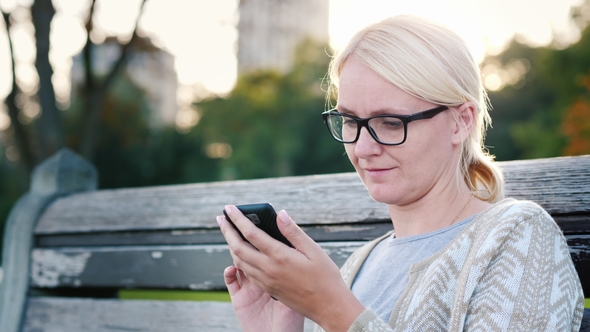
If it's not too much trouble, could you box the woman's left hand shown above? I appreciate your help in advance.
[223,265,304,332]
[217,206,365,331]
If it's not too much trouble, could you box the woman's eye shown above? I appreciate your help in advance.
[383,120,403,129]
[342,118,357,127]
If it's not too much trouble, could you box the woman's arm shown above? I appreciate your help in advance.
[463,208,584,331]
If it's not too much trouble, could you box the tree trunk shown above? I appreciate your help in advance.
[31,0,63,160]
[79,88,105,160]
[78,0,148,161]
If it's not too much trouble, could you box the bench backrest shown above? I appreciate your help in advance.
[1,149,589,331]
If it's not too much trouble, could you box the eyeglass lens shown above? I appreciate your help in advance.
[327,114,405,144]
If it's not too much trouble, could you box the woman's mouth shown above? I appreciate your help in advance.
[364,167,394,177]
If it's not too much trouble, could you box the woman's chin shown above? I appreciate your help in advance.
[366,186,404,205]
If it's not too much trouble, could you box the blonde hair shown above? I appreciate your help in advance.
[328,15,504,202]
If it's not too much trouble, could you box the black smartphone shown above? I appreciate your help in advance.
[223,203,293,248]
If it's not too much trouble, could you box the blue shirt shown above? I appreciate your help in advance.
[351,215,477,323]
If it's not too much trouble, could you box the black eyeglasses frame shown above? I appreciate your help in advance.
[321,105,448,146]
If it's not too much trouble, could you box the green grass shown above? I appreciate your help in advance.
[119,289,231,302]
[119,291,590,309]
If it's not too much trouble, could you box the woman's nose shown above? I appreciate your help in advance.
[354,127,382,158]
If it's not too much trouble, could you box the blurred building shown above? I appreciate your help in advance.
[237,0,329,74]
[71,37,178,127]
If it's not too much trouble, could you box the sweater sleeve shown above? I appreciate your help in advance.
[313,308,394,332]
[462,203,584,331]
[347,309,394,332]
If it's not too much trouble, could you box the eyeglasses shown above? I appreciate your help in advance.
[321,105,448,146]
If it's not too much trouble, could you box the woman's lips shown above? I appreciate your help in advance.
[363,167,395,177]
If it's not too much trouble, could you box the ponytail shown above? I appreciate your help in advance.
[462,139,504,203]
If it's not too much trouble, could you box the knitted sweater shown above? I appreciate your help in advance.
[315,199,584,331]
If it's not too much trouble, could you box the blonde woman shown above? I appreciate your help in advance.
[218,15,584,331]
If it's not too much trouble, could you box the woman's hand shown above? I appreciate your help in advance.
[223,265,304,332]
[217,206,365,331]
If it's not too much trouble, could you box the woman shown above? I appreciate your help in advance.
[217,15,584,331]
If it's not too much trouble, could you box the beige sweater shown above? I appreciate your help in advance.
[316,199,584,331]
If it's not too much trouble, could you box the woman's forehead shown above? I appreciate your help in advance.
[337,60,432,115]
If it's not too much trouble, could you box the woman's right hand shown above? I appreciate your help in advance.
[224,265,304,332]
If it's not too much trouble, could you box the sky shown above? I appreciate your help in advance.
[0,0,586,124]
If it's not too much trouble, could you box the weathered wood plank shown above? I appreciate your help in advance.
[554,215,590,234]
[34,172,384,234]
[30,242,366,290]
[34,216,590,248]
[502,156,590,214]
[19,297,590,332]
[22,297,318,332]
[583,309,590,332]
[567,234,590,295]
[34,155,590,234]
[30,235,589,294]
[22,298,240,332]
[35,223,393,247]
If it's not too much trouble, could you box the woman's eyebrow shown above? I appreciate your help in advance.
[336,105,406,116]
[336,105,370,116]
[335,105,352,114]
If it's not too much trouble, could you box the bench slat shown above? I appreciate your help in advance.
[34,155,590,235]
[23,298,241,332]
[29,235,590,294]
[23,298,317,332]
[35,223,394,247]
[20,296,590,331]
[569,234,590,296]
[30,242,365,289]
[583,309,590,332]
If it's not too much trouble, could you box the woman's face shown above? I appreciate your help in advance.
[337,58,461,207]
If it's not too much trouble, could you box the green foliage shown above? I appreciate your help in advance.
[193,39,353,180]
[484,22,590,160]
[63,75,222,188]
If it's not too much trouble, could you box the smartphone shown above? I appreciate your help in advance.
[223,203,293,248]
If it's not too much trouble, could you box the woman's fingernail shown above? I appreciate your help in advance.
[225,205,232,214]
[216,216,224,226]
[278,210,290,225]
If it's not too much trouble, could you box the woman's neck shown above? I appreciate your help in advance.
[387,186,490,238]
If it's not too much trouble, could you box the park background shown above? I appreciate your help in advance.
[0,0,590,289]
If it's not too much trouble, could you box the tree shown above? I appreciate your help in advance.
[66,74,220,189]
[1,0,147,175]
[0,0,153,258]
[78,0,148,160]
[563,101,590,155]
[31,0,62,161]
[193,38,353,180]
[483,0,590,160]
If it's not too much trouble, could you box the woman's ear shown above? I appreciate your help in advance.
[451,102,476,145]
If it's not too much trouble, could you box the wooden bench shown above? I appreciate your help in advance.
[0,148,589,331]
